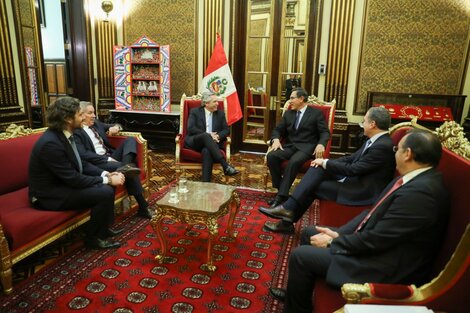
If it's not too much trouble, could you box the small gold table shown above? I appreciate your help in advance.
[150,181,240,272]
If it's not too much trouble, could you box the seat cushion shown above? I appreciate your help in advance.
[180,147,226,163]
[0,187,87,251]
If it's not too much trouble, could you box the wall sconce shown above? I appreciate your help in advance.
[101,0,113,21]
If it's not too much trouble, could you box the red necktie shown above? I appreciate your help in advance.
[355,177,404,232]
[90,127,111,155]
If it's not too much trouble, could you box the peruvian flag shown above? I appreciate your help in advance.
[199,35,242,126]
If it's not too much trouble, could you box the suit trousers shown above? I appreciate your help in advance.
[110,137,138,164]
[285,227,333,313]
[267,146,311,197]
[283,167,341,222]
[95,161,143,196]
[59,184,115,240]
[188,132,225,182]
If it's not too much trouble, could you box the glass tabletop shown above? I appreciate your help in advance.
[156,181,237,214]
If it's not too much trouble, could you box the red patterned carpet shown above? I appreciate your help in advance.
[1,186,317,313]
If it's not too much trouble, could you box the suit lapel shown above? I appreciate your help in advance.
[58,132,81,172]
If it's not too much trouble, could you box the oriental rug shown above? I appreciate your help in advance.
[0,186,316,313]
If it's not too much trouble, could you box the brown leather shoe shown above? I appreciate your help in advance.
[258,204,294,222]
[263,220,294,234]
[270,287,286,302]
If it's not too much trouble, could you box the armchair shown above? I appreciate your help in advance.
[263,96,336,190]
[310,120,470,313]
[175,94,231,179]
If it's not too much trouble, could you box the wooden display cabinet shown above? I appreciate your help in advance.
[366,91,466,127]
[114,36,171,112]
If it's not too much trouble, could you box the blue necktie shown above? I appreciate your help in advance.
[294,111,301,130]
[69,136,83,173]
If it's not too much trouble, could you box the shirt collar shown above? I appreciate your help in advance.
[368,131,388,144]
[402,167,432,185]
[63,130,73,140]
[298,105,307,114]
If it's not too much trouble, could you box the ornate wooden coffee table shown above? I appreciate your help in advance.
[150,181,240,272]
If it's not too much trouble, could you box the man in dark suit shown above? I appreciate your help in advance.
[184,92,239,182]
[29,97,126,249]
[260,106,395,234]
[269,130,449,313]
[73,102,140,176]
[267,88,330,208]
[74,102,151,219]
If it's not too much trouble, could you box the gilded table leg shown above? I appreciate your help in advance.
[226,192,240,237]
[150,208,168,263]
[202,217,218,272]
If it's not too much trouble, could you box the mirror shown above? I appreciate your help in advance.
[242,0,274,144]
[242,0,311,145]
[276,0,310,123]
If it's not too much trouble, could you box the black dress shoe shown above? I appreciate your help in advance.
[267,198,276,206]
[136,209,152,219]
[106,228,124,237]
[263,221,294,234]
[258,204,294,222]
[224,165,240,176]
[86,238,121,249]
[116,164,141,177]
[270,287,286,302]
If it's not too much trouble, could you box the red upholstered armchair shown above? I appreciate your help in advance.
[263,97,336,189]
[311,120,470,313]
[175,94,231,179]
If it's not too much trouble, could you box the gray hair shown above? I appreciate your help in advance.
[201,92,215,106]
[367,106,391,131]
[79,101,92,113]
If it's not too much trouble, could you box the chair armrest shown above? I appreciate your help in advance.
[341,283,418,304]
[225,136,231,162]
[175,134,182,163]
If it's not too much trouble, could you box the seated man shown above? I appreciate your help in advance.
[184,92,239,182]
[259,106,395,234]
[270,130,449,313]
[266,88,330,208]
[74,102,151,219]
[29,97,126,249]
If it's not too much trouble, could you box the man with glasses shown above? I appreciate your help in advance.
[266,88,330,208]
[259,106,395,234]
[270,129,448,313]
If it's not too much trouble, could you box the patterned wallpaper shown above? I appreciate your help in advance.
[355,0,470,113]
[124,0,197,103]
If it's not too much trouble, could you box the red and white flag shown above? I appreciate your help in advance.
[199,35,242,126]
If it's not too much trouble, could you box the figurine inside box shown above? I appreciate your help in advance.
[114,36,171,112]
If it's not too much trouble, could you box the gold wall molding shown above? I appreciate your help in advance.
[354,0,470,114]
[95,18,117,99]
[324,0,356,110]
[203,0,224,71]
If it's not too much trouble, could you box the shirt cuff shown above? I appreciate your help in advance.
[322,159,328,170]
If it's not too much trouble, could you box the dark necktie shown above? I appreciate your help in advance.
[90,127,111,155]
[69,136,83,173]
[360,139,372,156]
[355,177,404,232]
[294,111,301,130]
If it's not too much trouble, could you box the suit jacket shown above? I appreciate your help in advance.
[326,134,396,205]
[271,106,330,155]
[29,129,104,210]
[74,127,109,164]
[326,169,449,287]
[89,119,116,150]
[184,107,229,148]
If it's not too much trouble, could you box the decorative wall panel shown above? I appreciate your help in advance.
[355,0,470,114]
[124,0,196,102]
